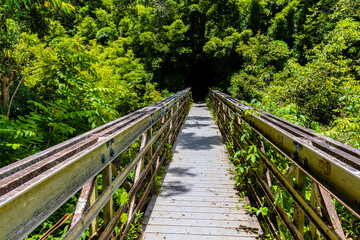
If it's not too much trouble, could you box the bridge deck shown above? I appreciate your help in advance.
[142,103,262,239]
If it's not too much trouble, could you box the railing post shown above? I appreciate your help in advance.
[293,167,306,236]
[128,133,147,222]
[310,180,320,239]
[156,117,166,169]
[317,186,346,239]
[169,108,174,144]
[69,177,97,229]
[102,165,113,227]
[147,127,154,175]
[89,178,99,237]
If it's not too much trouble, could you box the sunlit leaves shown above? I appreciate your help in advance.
[120,213,128,225]
[1,0,75,14]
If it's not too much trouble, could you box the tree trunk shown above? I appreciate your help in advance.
[1,75,11,107]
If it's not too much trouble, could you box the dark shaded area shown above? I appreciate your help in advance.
[185,57,216,101]
[166,167,197,177]
[176,132,221,150]
[159,181,193,198]
[236,224,260,234]
[152,9,225,101]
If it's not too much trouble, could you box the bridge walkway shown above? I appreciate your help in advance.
[142,103,262,239]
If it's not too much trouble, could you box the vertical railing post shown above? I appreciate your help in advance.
[294,167,306,236]
[318,186,346,239]
[310,181,319,239]
[89,178,99,236]
[128,133,147,222]
[102,165,113,227]
[169,108,174,144]
[156,116,166,169]
[69,177,97,229]
[147,127,154,175]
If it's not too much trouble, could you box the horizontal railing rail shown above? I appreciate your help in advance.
[209,89,360,240]
[0,88,191,240]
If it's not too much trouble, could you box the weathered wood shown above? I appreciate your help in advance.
[64,98,189,240]
[69,177,97,228]
[211,89,360,220]
[89,179,98,236]
[144,225,259,237]
[0,89,190,240]
[318,186,346,239]
[102,165,113,226]
[145,218,260,227]
[99,96,190,240]
[210,89,356,240]
[143,233,258,240]
[294,167,306,236]
[142,103,262,239]
[310,180,320,240]
[128,133,147,222]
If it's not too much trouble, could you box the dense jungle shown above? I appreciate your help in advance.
[1,0,359,239]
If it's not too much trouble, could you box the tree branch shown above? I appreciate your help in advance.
[7,64,53,117]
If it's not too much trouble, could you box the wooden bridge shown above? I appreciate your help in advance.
[0,89,359,240]
[142,102,261,239]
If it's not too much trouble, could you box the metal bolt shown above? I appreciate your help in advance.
[292,151,299,160]
[110,148,115,157]
[101,154,107,163]
[302,157,308,167]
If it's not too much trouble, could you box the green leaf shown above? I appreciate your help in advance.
[12,143,21,149]
[120,213,128,225]
[256,209,262,216]
[120,191,129,205]
[13,0,21,9]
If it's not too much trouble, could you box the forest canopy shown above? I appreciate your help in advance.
[1,0,359,165]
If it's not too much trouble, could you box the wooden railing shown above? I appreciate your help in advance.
[209,89,360,240]
[0,88,191,240]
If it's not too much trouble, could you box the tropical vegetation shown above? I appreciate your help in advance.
[1,0,359,238]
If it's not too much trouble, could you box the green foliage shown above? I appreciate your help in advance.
[75,17,98,42]
[126,211,143,240]
[243,196,270,217]
[1,0,360,238]
[117,189,129,206]
[0,113,43,166]
[152,165,165,195]
[120,213,128,225]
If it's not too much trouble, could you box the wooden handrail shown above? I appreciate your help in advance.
[209,89,360,240]
[0,88,191,240]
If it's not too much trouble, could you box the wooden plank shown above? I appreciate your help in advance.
[154,196,240,202]
[158,191,239,198]
[160,183,235,188]
[165,168,234,173]
[162,179,235,183]
[144,225,260,236]
[143,233,257,240]
[144,218,259,226]
[147,205,246,214]
[160,186,238,192]
[164,172,235,176]
[144,211,253,219]
[151,200,244,208]
[168,165,230,168]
